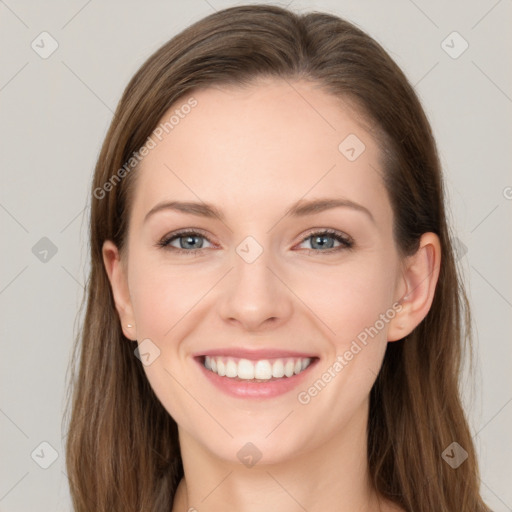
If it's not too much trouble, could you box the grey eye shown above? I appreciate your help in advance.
[308,233,337,250]
[298,231,352,251]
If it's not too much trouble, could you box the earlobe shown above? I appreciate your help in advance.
[387,232,441,342]
[102,240,136,340]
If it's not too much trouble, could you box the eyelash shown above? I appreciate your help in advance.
[156,228,354,256]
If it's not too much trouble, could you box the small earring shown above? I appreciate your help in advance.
[127,324,133,328]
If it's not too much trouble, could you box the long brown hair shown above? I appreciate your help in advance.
[64,5,490,511]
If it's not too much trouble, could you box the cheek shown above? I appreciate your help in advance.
[130,277,169,337]
[129,256,213,339]
[291,262,396,436]
[127,257,210,417]
[289,256,398,347]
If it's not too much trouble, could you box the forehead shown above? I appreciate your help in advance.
[132,78,390,224]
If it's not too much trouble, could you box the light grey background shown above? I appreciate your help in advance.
[1,1,511,511]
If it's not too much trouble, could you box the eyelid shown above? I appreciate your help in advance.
[294,228,354,253]
[157,228,217,250]
[162,227,212,240]
[296,227,353,246]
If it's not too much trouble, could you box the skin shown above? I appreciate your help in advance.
[103,78,440,512]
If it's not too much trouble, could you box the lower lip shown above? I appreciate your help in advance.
[195,357,318,399]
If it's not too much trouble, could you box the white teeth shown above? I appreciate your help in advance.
[203,356,312,380]
[284,360,295,377]
[254,360,272,380]
[226,359,238,378]
[238,359,255,380]
[272,359,285,378]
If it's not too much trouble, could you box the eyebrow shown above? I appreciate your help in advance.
[144,197,375,224]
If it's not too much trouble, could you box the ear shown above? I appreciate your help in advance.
[387,232,441,342]
[102,240,137,341]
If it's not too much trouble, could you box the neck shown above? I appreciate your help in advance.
[171,404,385,512]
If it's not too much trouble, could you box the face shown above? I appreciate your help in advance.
[105,78,416,465]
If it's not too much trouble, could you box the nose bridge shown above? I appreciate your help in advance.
[234,245,272,294]
[217,234,293,330]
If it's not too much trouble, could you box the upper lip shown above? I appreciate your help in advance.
[193,348,318,360]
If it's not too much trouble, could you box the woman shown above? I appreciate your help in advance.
[65,5,490,511]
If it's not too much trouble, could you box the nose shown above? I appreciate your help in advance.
[217,245,294,332]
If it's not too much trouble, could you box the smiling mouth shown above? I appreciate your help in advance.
[199,355,316,382]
